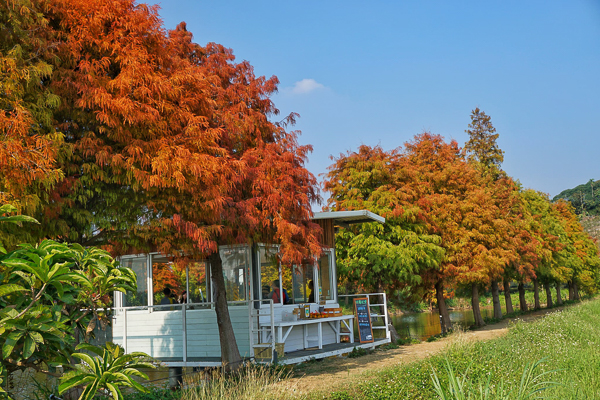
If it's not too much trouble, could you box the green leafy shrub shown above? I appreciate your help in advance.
[347,347,369,358]
[59,342,155,400]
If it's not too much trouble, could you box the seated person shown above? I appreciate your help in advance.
[262,285,271,299]
[160,287,176,310]
[270,280,289,304]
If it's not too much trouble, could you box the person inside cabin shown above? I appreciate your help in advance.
[262,285,271,299]
[307,280,315,303]
[270,280,289,304]
[160,287,174,308]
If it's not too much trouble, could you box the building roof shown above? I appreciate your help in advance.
[312,210,385,227]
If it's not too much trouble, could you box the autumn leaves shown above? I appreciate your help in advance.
[325,111,599,329]
[1,0,321,264]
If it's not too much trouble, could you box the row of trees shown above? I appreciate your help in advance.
[325,109,600,330]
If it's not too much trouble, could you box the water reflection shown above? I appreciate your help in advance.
[392,307,502,340]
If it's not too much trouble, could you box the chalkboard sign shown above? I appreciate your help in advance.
[353,297,373,343]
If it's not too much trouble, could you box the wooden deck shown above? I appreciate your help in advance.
[158,338,390,367]
[276,338,390,365]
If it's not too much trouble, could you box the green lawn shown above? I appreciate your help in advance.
[317,297,600,399]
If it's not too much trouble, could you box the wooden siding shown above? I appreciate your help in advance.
[316,218,335,248]
[112,306,251,359]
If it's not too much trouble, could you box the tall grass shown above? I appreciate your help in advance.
[319,298,600,399]
[430,358,558,400]
[179,363,292,400]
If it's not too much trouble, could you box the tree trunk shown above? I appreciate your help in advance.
[209,252,242,372]
[568,281,575,301]
[533,279,541,310]
[544,282,553,308]
[345,283,350,306]
[518,282,527,312]
[435,280,452,333]
[556,283,563,305]
[471,283,485,327]
[574,282,580,300]
[491,280,502,319]
[503,279,514,314]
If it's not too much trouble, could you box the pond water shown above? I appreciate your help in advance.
[391,307,503,340]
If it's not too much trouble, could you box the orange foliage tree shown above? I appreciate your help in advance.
[0,0,63,247]
[4,0,321,370]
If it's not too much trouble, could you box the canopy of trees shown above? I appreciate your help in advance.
[325,109,600,330]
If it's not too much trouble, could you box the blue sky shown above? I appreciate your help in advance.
[152,1,600,204]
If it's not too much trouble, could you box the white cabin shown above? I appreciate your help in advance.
[110,210,391,366]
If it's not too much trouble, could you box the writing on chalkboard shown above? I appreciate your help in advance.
[353,297,373,343]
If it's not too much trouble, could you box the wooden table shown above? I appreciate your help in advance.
[260,315,354,349]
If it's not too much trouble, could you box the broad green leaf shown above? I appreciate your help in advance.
[28,331,44,344]
[105,382,120,400]
[72,352,98,373]
[58,375,95,395]
[2,330,25,359]
[0,284,28,297]
[23,334,35,359]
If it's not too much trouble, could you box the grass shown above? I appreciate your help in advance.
[124,364,293,400]
[430,358,559,400]
[315,297,600,399]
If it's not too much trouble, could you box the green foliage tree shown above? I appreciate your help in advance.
[0,205,145,399]
[325,145,445,297]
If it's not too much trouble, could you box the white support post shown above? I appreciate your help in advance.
[383,292,390,340]
[248,299,253,355]
[123,309,128,354]
[182,303,187,362]
[270,299,275,362]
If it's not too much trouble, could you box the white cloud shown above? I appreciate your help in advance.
[289,78,325,94]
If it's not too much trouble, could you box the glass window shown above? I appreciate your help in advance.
[121,256,148,307]
[318,252,334,301]
[152,255,186,305]
[259,247,282,304]
[292,262,314,303]
[188,261,209,303]
[220,246,250,301]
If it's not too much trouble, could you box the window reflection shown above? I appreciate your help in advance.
[122,257,148,307]
[152,255,185,305]
[318,252,333,301]
[220,247,249,301]
[188,261,209,303]
[292,263,314,304]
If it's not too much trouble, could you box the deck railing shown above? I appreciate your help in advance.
[338,292,391,341]
[114,300,249,362]
[248,299,276,362]
[112,294,389,365]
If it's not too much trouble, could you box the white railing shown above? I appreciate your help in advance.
[338,293,390,341]
[248,299,276,363]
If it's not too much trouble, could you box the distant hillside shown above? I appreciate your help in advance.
[554,179,600,245]
[553,179,600,216]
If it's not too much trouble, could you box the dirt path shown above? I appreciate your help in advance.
[282,307,563,396]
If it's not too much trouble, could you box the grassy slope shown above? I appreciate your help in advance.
[318,298,600,400]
